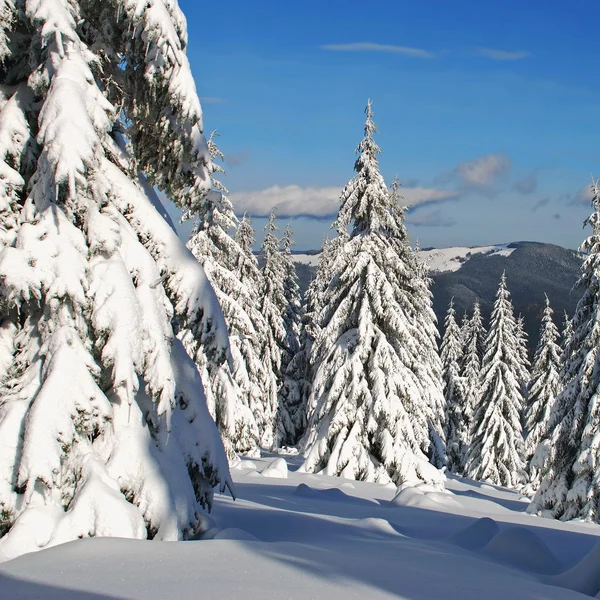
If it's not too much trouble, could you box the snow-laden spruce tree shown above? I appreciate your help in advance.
[284,234,341,447]
[560,310,573,367]
[390,176,446,469]
[0,1,233,560]
[465,273,526,488]
[522,295,561,493]
[184,134,259,457]
[516,314,531,396]
[441,300,468,474]
[528,180,600,521]
[460,301,486,441]
[278,223,306,445]
[232,212,277,450]
[257,210,287,448]
[300,101,444,486]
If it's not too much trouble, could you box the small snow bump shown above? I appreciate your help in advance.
[260,458,288,479]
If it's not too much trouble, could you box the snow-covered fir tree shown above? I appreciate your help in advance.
[0,1,233,559]
[232,212,278,451]
[390,177,446,469]
[560,310,574,367]
[258,210,287,448]
[515,314,531,396]
[460,301,486,443]
[441,299,468,474]
[281,223,302,359]
[523,295,561,493]
[528,180,600,522]
[278,223,307,446]
[184,133,260,457]
[465,273,526,488]
[301,101,444,486]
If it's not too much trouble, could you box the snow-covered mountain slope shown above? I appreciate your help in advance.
[292,244,516,273]
[2,452,600,599]
[418,244,515,273]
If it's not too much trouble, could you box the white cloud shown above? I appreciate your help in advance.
[229,184,458,219]
[454,153,511,187]
[320,42,435,58]
[474,48,531,60]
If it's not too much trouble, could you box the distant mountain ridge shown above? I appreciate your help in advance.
[291,241,583,352]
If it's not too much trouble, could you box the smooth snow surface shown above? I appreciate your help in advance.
[2,454,600,599]
[293,244,516,274]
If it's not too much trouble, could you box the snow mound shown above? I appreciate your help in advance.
[243,470,262,478]
[447,517,500,550]
[391,485,460,510]
[483,527,562,574]
[350,518,403,537]
[231,460,258,471]
[545,540,600,596]
[212,528,261,542]
[260,458,288,479]
[293,483,374,505]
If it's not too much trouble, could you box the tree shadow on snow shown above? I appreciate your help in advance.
[215,482,600,598]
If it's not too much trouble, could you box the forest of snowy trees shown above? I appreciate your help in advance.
[1,0,600,562]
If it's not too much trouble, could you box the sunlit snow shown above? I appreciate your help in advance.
[293,244,515,274]
[2,453,600,599]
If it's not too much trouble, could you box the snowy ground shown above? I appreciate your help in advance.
[293,244,516,273]
[2,452,600,599]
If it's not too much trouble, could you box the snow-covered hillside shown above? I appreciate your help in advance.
[2,453,600,599]
[419,244,516,273]
[293,244,516,273]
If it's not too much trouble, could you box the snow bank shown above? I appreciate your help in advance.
[447,517,500,550]
[260,458,288,479]
[294,483,376,505]
[483,527,562,574]
[390,484,460,510]
[545,541,600,596]
[213,528,261,542]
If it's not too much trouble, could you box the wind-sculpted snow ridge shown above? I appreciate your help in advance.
[2,454,600,599]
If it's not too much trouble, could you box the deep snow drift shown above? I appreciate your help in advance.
[1,452,600,599]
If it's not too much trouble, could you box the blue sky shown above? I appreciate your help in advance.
[173,0,600,250]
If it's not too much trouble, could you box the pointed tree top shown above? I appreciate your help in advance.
[266,208,278,232]
[282,222,295,253]
[356,99,380,159]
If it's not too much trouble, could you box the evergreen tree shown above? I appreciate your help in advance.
[459,302,486,453]
[515,314,531,396]
[465,273,526,488]
[560,310,574,367]
[258,210,287,448]
[523,295,561,493]
[281,223,302,360]
[460,302,486,436]
[301,101,444,486]
[390,176,446,468]
[441,300,468,474]
[278,223,306,445]
[233,213,277,452]
[0,1,232,560]
[185,133,259,457]
[528,180,600,522]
